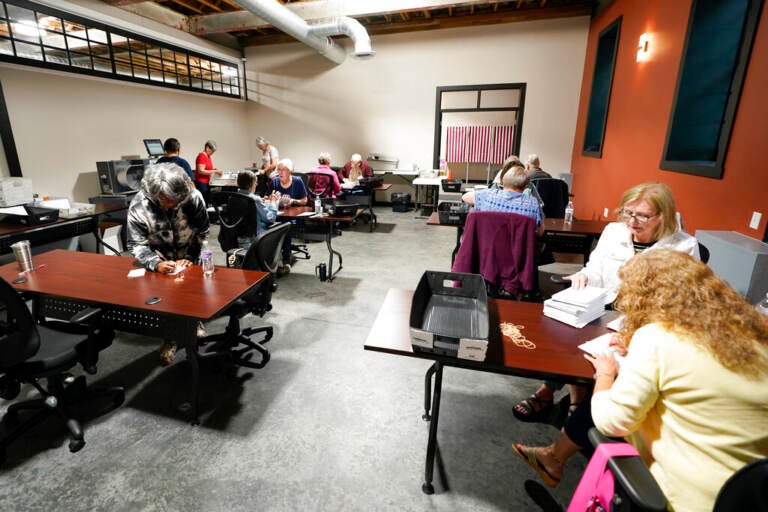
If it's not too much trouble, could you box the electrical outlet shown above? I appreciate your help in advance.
[603,207,609,218]
[749,211,762,230]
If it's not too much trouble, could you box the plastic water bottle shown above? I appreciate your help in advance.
[200,240,214,276]
[314,196,322,215]
[564,200,574,224]
[756,293,768,316]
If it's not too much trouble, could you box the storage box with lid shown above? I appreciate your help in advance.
[0,178,33,207]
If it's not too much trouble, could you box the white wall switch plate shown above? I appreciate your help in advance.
[750,211,762,230]
[603,207,609,218]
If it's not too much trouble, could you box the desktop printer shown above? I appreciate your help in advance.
[96,159,149,195]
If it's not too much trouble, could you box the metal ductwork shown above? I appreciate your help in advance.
[231,0,374,64]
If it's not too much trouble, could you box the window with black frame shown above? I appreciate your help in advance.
[0,0,240,98]
[582,16,621,158]
[661,0,762,179]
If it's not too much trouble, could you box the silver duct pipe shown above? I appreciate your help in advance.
[231,0,373,64]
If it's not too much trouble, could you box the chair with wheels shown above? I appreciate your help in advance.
[0,276,124,464]
[198,221,291,369]
[307,172,335,202]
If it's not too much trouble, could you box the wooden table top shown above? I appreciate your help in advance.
[364,288,613,384]
[427,211,609,237]
[0,249,268,321]
[278,205,362,222]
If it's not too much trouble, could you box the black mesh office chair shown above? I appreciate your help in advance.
[198,221,291,369]
[211,190,256,254]
[0,276,124,464]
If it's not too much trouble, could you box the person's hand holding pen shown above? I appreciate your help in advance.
[155,250,192,274]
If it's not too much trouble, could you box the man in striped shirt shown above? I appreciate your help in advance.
[462,165,543,227]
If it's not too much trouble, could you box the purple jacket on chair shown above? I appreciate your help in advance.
[451,210,537,297]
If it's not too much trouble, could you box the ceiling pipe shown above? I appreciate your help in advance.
[230,0,373,64]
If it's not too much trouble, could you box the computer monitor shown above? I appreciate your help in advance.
[143,139,165,158]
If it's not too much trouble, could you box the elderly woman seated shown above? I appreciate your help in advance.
[513,250,768,511]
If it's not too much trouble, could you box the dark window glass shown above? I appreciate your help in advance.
[661,0,761,178]
[582,16,621,157]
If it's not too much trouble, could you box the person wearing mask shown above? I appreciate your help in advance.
[126,162,210,365]
[338,153,373,183]
[194,139,222,204]
[512,182,699,423]
[156,138,194,185]
[514,250,768,512]
[461,165,543,227]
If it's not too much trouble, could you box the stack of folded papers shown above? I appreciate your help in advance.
[543,285,608,328]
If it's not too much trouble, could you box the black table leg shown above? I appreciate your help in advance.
[182,321,201,425]
[326,223,343,282]
[423,361,443,494]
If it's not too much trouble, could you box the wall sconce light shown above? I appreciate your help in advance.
[637,33,651,62]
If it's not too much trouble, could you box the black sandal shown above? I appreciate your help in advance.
[513,393,553,422]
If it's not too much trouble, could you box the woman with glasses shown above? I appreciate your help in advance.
[512,183,699,430]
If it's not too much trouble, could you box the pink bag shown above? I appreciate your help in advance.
[568,442,641,512]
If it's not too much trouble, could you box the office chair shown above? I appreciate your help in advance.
[211,190,257,254]
[198,221,291,369]
[569,428,768,512]
[452,211,541,301]
[698,242,710,264]
[0,276,124,464]
[531,178,570,219]
[307,172,335,201]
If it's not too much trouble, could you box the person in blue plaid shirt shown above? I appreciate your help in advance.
[462,165,544,227]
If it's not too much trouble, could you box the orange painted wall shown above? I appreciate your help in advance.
[570,0,768,239]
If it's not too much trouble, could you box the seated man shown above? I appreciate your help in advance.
[462,165,544,227]
[308,151,342,199]
[236,170,278,249]
[267,158,308,273]
[126,162,210,365]
[337,153,373,183]
[525,153,552,179]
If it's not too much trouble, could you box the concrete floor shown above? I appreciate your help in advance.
[0,208,587,512]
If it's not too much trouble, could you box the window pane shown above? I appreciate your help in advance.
[90,41,109,58]
[480,89,520,108]
[69,51,92,69]
[149,67,163,82]
[131,52,146,67]
[163,73,177,85]
[42,46,68,64]
[67,35,88,52]
[14,41,42,60]
[175,52,187,64]
[133,66,148,79]
[176,63,188,76]
[0,37,13,56]
[37,15,62,33]
[111,34,127,46]
[62,19,86,33]
[177,74,190,86]
[6,5,36,24]
[115,59,132,76]
[0,20,9,38]
[41,30,65,49]
[189,55,200,67]
[88,28,108,45]
[93,56,111,73]
[128,38,145,54]
[11,22,41,43]
[441,91,477,109]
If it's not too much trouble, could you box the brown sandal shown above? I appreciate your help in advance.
[513,393,553,422]
[512,443,561,487]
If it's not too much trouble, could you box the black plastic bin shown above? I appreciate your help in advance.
[409,271,489,361]
[437,202,470,225]
[391,192,411,212]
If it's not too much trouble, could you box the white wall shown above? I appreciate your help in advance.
[0,64,249,201]
[244,16,590,175]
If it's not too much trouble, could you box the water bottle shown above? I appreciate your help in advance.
[564,200,574,224]
[314,196,322,215]
[200,240,214,276]
[756,293,768,316]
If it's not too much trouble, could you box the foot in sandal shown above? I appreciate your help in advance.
[511,443,563,487]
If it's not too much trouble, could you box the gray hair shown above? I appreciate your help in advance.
[351,153,362,162]
[277,158,294,171]
[502,165,529,190]
[204,140,217,151]
[318,152,331,165]
[141,162,192,204]
[256,136,268,146]
[526,154,540,167]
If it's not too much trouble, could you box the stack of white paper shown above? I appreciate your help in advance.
[543,285,607,328]
[578,332,626,367]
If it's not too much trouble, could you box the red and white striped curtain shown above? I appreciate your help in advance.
[445,125,515,164]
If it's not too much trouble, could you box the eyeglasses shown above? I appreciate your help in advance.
[620,209,658,224]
